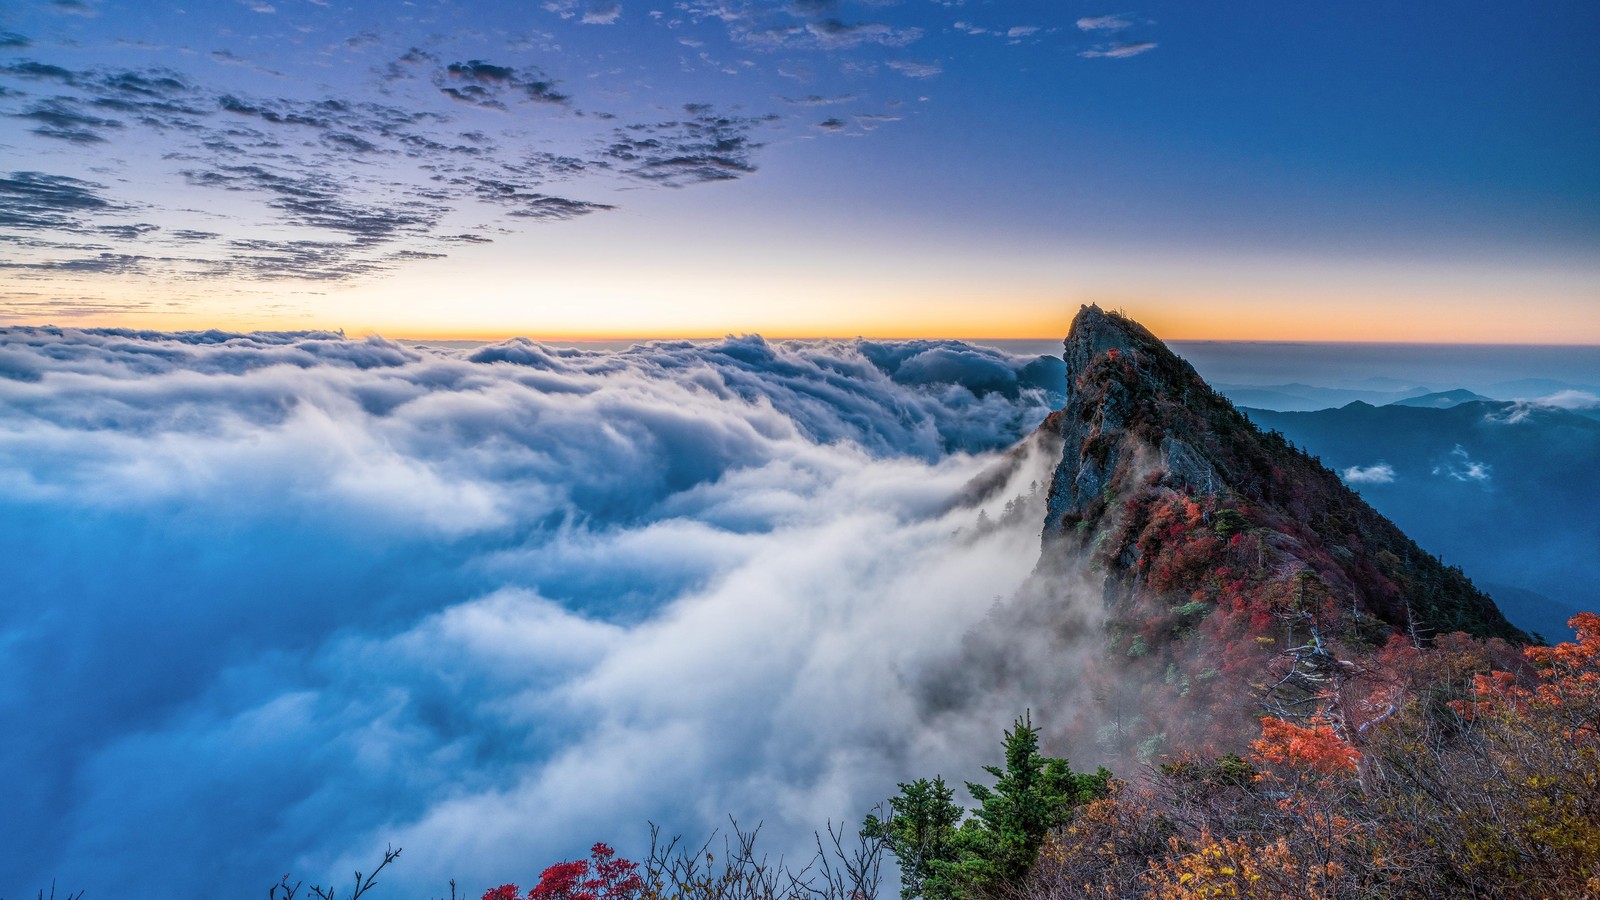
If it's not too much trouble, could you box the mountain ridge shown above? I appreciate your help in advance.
[1240,397,1600,638]
[1032,305,1525,756]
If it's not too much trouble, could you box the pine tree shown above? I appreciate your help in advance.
[944,712,1109,895]
[862,776,963,900]
[874,713,1111,898]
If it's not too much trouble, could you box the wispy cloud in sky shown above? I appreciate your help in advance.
[1075,10,1156,58]
[0,50,781,284]
[1343,462,1397,485]
[1079,41,1157,59]
[886,59,942,78]
[1076,14,1133,32]
[1,0,1594,340]
[0,0,979,299]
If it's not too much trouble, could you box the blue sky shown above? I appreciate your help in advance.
[0,0,1596,339]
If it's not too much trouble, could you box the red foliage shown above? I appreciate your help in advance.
[486,843,644,900]
[529,860,592,900]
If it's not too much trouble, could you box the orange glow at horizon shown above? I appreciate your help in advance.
[14,294,1600,346]
[8,245,1597,346]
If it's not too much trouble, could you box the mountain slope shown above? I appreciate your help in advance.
[1033,306,1525,757]
[1241,398,1600,639]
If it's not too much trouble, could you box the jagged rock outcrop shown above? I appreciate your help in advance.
[1044,304,1523,643]
[1044,305,1225,537]
[1035,305,1526,758]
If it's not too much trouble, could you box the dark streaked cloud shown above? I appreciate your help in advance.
[542,0,623,24]
[436,59,569,108]
[0,0,1000,294]
[804,17,921,49]
[677,0,922,50]
[778,93,854,106]
[14,97,125,142]
[0,48,777,283]
[451,176,615,220]
[218,237,399,280]
[94,223,161,240]
[0,60,84,85]
[180,164,443,240]
[0,171,130,232]
[1,252,179,276]
[0,294,164,321]
[602,106,775,186]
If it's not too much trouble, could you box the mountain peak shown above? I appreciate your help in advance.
[1064,304,1181,380]
[1038,308,1525,755]
[1046,305,1234,535]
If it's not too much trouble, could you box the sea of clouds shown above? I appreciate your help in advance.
[0,327,1078,897]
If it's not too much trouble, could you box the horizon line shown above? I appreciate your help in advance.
[5,322,1600,348]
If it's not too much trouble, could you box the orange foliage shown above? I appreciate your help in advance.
[1248,716,1358,777]
[1454,613,1600,744]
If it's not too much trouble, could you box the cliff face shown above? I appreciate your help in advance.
[1044,306,1225,534]
[1037,305,1525,757]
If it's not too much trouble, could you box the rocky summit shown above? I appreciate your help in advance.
[1036,305,1525,757]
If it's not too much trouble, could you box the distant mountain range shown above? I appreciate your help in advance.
[1213,380,1600,414]
[1243,399,1600,639]
[1390,389,1492,409]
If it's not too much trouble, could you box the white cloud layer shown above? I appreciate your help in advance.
[1536,389,1600,410]
[0,327,1080,896]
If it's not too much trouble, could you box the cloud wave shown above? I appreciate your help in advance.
[0,328,1077,896]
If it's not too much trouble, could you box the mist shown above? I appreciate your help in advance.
[0,328,1089,897]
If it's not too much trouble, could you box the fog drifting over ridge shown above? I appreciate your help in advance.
[0,327,1073,896]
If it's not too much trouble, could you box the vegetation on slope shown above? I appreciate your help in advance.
[484,613,1599,900]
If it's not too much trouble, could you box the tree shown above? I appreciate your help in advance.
[875,714,1110,899]
[863,777,963,900]
[486,843,644,900]
[948,713,1111,895]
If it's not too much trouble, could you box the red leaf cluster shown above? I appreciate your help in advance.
[484,843,644,900]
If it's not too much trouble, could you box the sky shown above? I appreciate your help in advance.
[0,0,1596,341]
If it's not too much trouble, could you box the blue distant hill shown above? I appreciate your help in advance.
[1389,389,1493,409]
[1243,399,1600,640]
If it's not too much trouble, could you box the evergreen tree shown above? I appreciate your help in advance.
[872,713,1111,899]
[862,776,963,900]
[944,712,1109,896]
